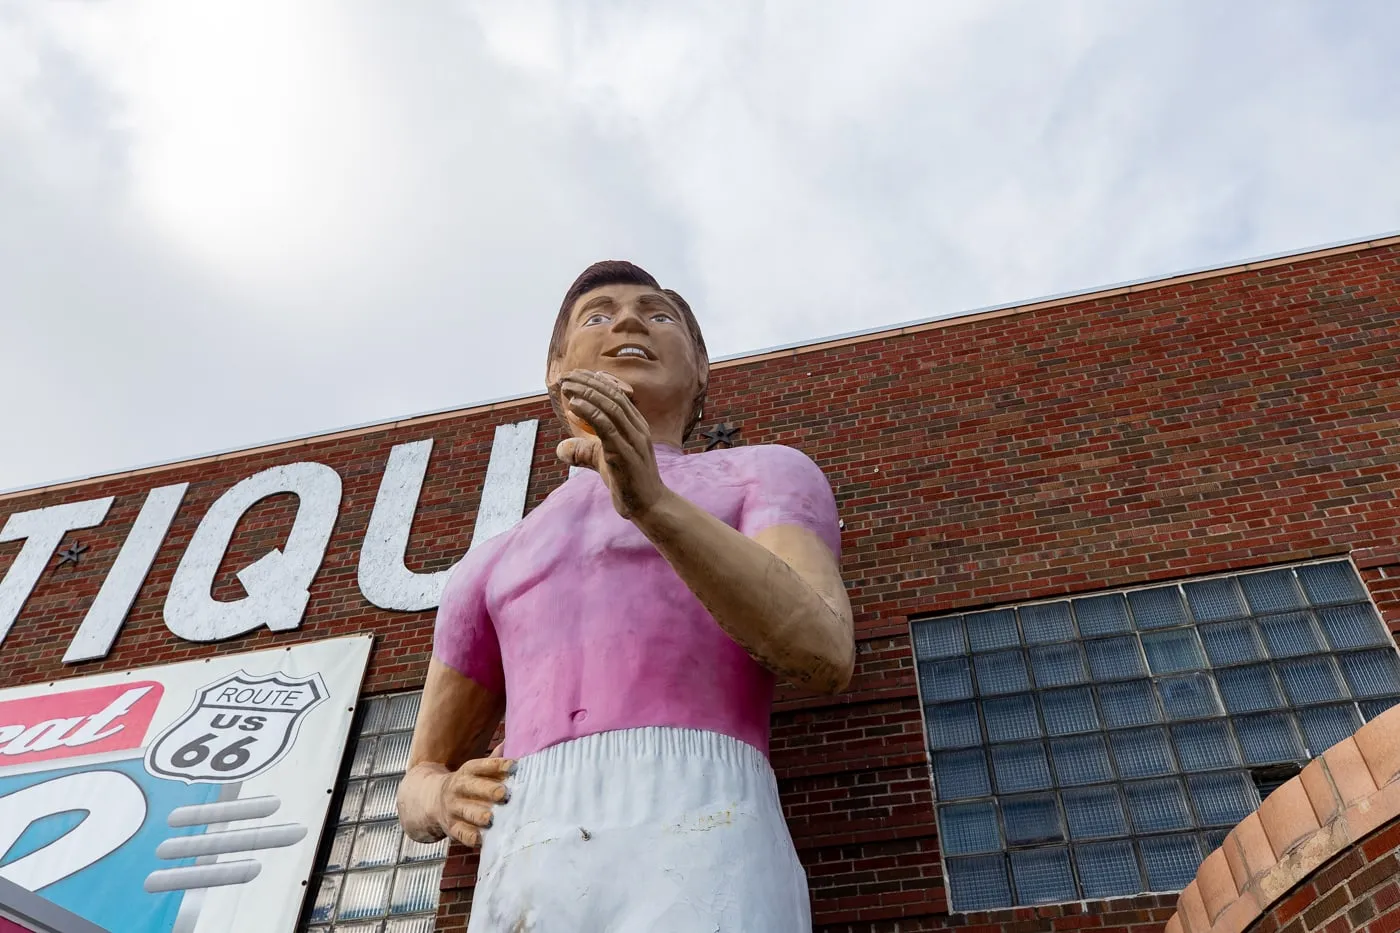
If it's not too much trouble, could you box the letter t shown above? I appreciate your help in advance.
[0,497,114,647]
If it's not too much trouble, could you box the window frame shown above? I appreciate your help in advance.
[912,558,1400,912]
[299,690,446,933]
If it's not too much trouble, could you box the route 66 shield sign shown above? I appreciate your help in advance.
[144,670,327,784]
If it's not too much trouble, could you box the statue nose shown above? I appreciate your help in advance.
[610,309,649,334]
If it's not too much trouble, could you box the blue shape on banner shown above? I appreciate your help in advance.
[0,757,221,933]
[4,809,87,865]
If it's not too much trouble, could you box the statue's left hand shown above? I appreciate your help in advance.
[556,370,669,521]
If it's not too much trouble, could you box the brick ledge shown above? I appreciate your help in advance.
[1166,703,1400,933]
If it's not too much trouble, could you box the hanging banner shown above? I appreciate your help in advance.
[0,636,372,933]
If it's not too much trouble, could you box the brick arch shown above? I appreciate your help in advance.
[1166,704,1400,933]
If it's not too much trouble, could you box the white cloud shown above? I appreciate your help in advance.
[0,0,1397,491]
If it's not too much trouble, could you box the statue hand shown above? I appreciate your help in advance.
[557,370,669,521]
[437,756,514,847]
[399,756,513,848]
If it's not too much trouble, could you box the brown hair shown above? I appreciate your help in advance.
[546,260,709,442]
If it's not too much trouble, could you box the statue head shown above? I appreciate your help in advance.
[546,261,710,445]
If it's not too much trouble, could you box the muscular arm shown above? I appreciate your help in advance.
[559,370,855,694]
[397,659,510,844]
[637,496,854,693]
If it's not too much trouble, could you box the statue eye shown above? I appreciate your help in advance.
[651,312,675,323]
[584,313,610,326]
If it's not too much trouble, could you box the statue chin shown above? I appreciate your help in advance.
[565,411,596,437]
[564,372,632,437]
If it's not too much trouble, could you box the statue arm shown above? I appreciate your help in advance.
[398,660,508,843]
[636,491,854,694]
[397,548,512,845]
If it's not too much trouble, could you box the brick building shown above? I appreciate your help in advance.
[1,233,1398,932]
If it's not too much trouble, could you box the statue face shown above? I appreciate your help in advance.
[549,283,704,438]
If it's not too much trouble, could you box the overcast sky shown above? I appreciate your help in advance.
[2,1,1398,493]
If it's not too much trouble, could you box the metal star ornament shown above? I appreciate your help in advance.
[56,542,89,568]
[700,422,740,451]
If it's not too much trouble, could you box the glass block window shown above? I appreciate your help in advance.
[912,560,1400,911]
[304,692,446,933]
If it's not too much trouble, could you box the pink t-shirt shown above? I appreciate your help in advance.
[432,443,841,759]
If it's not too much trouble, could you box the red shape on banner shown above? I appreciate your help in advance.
[0,682,164,768]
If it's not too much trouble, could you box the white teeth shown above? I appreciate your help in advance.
[617,347,647,358]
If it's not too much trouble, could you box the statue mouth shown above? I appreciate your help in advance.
[604,344,656,361]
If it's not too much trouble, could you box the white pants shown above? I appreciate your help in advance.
[467,727,812,933]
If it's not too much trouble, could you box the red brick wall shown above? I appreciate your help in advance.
[2,242,1398,931]
[1244,819,1400,933]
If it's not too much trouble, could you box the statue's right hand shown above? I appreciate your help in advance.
[436,756,515,847]
[398,756,515,848]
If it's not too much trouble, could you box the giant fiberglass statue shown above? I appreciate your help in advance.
[398,261,855,931]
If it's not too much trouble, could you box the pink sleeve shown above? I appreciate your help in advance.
[737,445,842,558]
[431,540,505,695]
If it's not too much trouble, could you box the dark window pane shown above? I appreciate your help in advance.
[1076,841,1143,898]
[1002,793,1065,845]
[934,749,992,800]
[1202,828,1232,853]
[938,801,1001,854]
[1010,848,1076,905]
[919,657,975,702]
[1063,785,1128,839]
[1199,620,1266,666]
[1074,593,1132,636]
[1051,735,1114,786]
[1157,673,1223,720]
[1142,629,1206,673]
[967,609,1020,652]
[1361,697,1400,721]
[1086,636,1147,681]
[1031,643,1088,687]
[1184,578,1248,623]
[1297,561,1366,606]
[1234,712,1305,764]
[1258,612,1325,658]
[1187,771,1260,826]
[1124,779,1193,833]
[1171,720,1241,771]
[1296,705,1362,756]
[912,616,966,660]
[1110,727,1177,778]
[991,742,1052,794]
[1099,681,1162,728]
[984,694,1042,743]
[1140,834,1204,891]
[1277,657,1349,705]
[974,650,1032,695]
[1240,570,1307,614]
[928,701,982,749]
[1129,586,1190,630]
[1216,665,1284,713]
[1020,602,1076,644]
[1040,687,1100,735]
[1318,604,1389,650]
[1339,650,1400,697]
[946,855,1012,911]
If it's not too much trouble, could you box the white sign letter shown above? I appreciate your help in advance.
[164,463,341,641]
[0,497,113,647]
[0,770,146,891]
[64,483,188,663]
[358,419,537,611]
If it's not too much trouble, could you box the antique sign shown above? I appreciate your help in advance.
[0,419,538,663]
